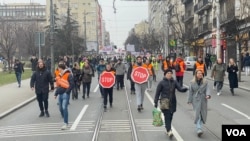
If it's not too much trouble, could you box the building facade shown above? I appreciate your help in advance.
[46,0,104,52]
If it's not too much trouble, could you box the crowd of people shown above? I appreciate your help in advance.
[12,51,245,137]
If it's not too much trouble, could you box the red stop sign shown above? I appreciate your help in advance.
[99,72,115,88]
[131,67,149,84]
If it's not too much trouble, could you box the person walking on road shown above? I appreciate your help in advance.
[114,58,126,90]
[71,62,81,100]
[14,59,24,88]
[102,64,116,112]
[227,58,238,96]
[161,56,172,72]
[211,58,226,96]
[30,55,38,74]
[80,62,94,99]
[173,55,186,87]
[145,59,155,92]
[97,58,106,98]
[127,61,136,94]
[54,63,74,130]
[154,69,188,139]
[30,61,54,117]
[188,69,211,137]
[151,58,159,82]
[243,52,250,76]
[133,56,148,112]
[193,56,207,77]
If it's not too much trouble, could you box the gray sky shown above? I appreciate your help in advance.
[1,0,148,50]
[99,0,148,50]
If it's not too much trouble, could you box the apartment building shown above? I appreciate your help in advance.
[149,0,185,56]
[0,3,46,29]
[46,0,104,52]
[183,0,250,62]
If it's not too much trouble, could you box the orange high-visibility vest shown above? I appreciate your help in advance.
[195,62,205,74]
[56,72,70,89]
[146,64,153,76]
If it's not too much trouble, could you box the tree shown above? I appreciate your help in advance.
[0,21,17,72]
[124,32,140,52]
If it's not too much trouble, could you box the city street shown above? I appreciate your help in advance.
[0,70,250,141]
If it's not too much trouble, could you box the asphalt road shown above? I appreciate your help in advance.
[0,71,250,141]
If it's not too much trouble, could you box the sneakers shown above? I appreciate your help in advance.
[45,111,50,117]
[61,124,68,130]
[197,129,203,137]
[217,92,221,96]
[39,111,44,117]
[166,130,173,139]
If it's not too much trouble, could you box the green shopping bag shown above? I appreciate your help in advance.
[152,108,163,126]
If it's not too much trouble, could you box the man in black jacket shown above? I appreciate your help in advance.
[154,69,188,139]
[30,61,54,117]
[14,59,24,87]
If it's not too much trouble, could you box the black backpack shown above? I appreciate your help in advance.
[175,63,181,72]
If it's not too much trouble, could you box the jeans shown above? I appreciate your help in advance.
[176,76,183,87]
[83,82,91,97]
[216,81,223,92]
[147,76,153,89]
[103,88,113,107]
[162,109,174,132]
[116,75,124,89]
[196,114,203,131]
[72,81,78,99]
[245,66,250,76]
[15,72,22,85]
[135,83,147,106]
[36,93,49,112]
[58,93,70,124]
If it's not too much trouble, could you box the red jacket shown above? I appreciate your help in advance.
[174,57,186,76]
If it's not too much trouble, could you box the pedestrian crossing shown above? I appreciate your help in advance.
[0,119,164,138]
[0,121,95,138]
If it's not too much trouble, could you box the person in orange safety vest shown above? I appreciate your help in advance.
[193,56,207,77]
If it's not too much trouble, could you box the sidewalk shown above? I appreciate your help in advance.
[0,79,36,119]
[185,69,250,91]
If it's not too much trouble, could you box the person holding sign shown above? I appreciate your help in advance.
[132,56,149,112]
[101,64,116,112]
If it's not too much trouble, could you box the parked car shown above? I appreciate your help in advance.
[184,56,197,70]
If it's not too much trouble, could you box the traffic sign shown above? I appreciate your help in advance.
[131,67,149,84]
[99,71,115,88]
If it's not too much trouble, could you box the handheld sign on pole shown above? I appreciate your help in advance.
[131,67,149,84]
[99,72,115,88]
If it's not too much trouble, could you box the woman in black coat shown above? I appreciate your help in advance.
[227,58,238,96]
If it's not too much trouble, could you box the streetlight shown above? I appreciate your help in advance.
[83,11,95,53]
[50,0,55,74]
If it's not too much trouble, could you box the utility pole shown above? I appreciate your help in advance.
[50,0,55,75]
[216,0,221,59]
[84,11,87,52]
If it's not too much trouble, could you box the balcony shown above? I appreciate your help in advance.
[198,23,212,35]
[194,0,212,14]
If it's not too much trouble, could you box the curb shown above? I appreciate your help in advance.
[0,96,36,119]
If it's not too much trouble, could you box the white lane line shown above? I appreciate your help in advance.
[145,91,184,141]
[93,84,99,93]
[70,105,89,131]
[221,103,250,119]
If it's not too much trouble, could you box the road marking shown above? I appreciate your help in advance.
[70,105,89,131]
[145,91,184,141]
[93,84,99,93]
[221,103,250,119]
